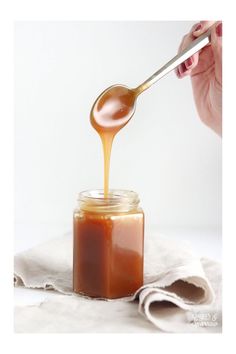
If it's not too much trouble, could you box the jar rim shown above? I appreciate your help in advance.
[78,189,140,213]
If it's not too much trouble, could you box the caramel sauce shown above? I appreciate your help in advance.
[73,208,144,298]
[73,85,144,299]
[90,85,136,196]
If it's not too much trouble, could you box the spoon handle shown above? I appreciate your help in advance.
[136,27,212,94]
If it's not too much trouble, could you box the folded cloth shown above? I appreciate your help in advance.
[14,233,222,333]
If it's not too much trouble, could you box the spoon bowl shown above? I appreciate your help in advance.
[90,85,137,134]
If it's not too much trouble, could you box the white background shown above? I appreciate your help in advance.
[15,21,221,257]
[1,0,234,348]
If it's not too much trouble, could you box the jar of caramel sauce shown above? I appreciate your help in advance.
[73,189,144,299]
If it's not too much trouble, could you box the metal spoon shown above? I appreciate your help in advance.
[90,28,211,133]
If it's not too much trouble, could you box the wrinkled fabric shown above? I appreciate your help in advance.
[14,233,221,333]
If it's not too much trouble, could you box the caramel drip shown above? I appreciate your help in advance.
[90,85,136,197]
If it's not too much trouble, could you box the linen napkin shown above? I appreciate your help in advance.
[14,233,221,333]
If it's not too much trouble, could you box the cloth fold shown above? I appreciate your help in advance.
[14,233,222,333]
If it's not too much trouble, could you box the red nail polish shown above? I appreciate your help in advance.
[216,22,222,37]
[194,23,202,32]
[179,63,186,75]
[185,57,193,68]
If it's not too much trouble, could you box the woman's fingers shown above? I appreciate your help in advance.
[192,20,222,84]
[176,21,219,79]
[175,24,201,78]
[192,21,216,37]
[176,54,198,78]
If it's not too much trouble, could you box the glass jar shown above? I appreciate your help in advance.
[73,189,144,299]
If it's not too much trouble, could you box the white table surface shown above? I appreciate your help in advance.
[14,222,221,309]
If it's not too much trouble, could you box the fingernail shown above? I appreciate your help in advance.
[216,22,222,37]
[193,23,202,33]
[179,63,186,75]
[185,57,193,68]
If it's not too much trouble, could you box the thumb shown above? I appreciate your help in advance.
[210,22,222,85]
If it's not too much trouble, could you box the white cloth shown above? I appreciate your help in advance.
[14,233,222,333]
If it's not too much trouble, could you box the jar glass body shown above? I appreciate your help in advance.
[73,189,144,299]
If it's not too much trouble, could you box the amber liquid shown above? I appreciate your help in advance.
[101,133,114,199]
[73,209,144,298]
[90,86,136,197]
[73,86,143,299]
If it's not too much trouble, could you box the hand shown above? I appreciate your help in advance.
[176,21,222,136]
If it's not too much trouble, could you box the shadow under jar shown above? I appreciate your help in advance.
[73,189,144,299]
